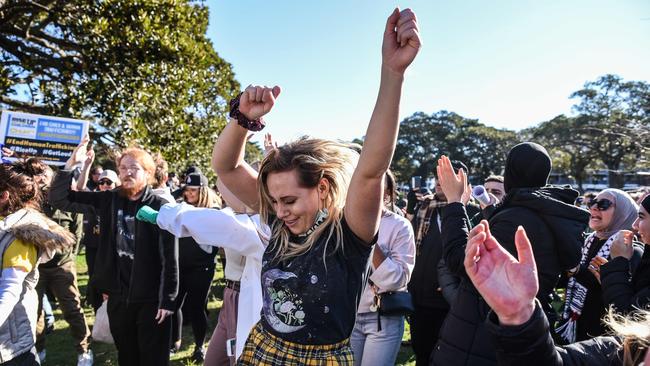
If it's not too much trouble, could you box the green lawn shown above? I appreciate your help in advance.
[41,253,416,365]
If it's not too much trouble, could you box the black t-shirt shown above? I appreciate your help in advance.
[115,199,139,291]
[260,217,373,344]
[82,211,100,249]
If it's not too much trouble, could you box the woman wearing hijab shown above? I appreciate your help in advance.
[556,188,639,343]
[594,194,650,315]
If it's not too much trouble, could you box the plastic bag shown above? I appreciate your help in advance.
[92,300,114,344]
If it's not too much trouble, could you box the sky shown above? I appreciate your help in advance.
[206,1,650,145]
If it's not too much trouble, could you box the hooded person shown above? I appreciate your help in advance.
[431,143,590,366]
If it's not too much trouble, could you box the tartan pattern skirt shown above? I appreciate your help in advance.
[236,322,354,365]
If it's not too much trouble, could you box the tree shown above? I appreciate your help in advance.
[392,110,519,184]
[0,0,240,173]
[569,74,650,188]
[527,115,598,191]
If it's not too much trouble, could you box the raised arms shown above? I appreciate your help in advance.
[345,8,422,243]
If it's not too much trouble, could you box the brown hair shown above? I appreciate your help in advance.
[152,153,169,189]
[384,169,398,213]
[0,161,43,215]
[485,175,504,184]
[118,147,156,185]
[258,137,359,262]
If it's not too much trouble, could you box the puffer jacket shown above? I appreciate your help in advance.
[0,209,75,363]
[433,186,590,366]
[487,301,623,366]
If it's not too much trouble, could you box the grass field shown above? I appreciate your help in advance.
[41,252,416,365]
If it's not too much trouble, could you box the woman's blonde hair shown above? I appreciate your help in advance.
[186,185,222,209]
[605,308,650,365]
[258,137,359,262]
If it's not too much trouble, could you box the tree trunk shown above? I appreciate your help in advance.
[607,167,625,188]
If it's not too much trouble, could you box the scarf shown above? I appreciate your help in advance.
[556,232,617,343]
[413,195,447,252]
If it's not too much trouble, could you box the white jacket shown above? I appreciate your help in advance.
[156,203,269,357]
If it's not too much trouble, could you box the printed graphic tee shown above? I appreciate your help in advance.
[115,199,139,290]
[260,217,373,344]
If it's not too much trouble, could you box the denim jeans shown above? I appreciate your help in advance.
[350,312,404,366]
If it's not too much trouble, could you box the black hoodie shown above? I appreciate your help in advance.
[432,143,590,366]
[488,186,591,295]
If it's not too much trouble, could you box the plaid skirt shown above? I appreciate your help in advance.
[236,322,354,365]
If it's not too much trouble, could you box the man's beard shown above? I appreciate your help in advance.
[118,180,147,199]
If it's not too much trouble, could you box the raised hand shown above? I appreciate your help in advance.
[84,147,95,167]
[239,85,282,121]
[382,8,422,75]
[263,133,278,157]
[464,220,538,326]
[609,230,635,259]
[436,155,467,203]
[65,135,90,170]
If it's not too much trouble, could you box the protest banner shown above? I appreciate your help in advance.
[0,110,90,165]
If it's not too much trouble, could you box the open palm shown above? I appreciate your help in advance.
[382,8,421,75]
[464,221,538,325]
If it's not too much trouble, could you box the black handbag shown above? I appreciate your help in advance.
[378,291,414,316]
[371,290,414,331]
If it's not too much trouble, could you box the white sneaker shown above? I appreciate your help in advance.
[77,350,93,366]
[37,350,46,363]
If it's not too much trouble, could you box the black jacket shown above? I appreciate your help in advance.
[409,202,479,309]
[486,301,622,366]
[601,246,650,314]
[49,170,178,310]
[433,186,589,366]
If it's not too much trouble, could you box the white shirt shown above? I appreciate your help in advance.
[357,211,416,313]
[156,203,269,358]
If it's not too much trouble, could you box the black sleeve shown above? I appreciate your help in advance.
[341,216,376,257]
[440,202,471,275]
[487,210,519,258]
[486,301,620,366]
[48,170,103,215]
[601,248,650,314]
[437,258,460,303]
[572,264,601,290]
[157,229,179,310]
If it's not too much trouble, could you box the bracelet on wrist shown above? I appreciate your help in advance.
[229,92,265,131]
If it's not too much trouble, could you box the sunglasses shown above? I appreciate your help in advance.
[98,180,114,186]
[588,198,614,211]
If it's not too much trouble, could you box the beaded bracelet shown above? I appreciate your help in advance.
[229,92,265,131]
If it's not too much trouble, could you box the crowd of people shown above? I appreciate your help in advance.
[1,7,650,366]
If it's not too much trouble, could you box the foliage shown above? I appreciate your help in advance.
[569,74,650,187]
[0,0,240,173]
[392,111,519,183]
[392,74,649,189]
[526,115,598,191]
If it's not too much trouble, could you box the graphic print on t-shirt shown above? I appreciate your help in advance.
[116,209,135,259]
[262,268,306,333]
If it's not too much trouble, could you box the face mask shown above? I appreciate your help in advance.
[297,208,328,238]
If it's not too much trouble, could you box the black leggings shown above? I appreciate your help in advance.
[172,264,215,348]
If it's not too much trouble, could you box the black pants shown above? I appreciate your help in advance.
[171,264,215,348]
[84,246,102,311]
[410,305,448,366]
[107,297,172,366]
